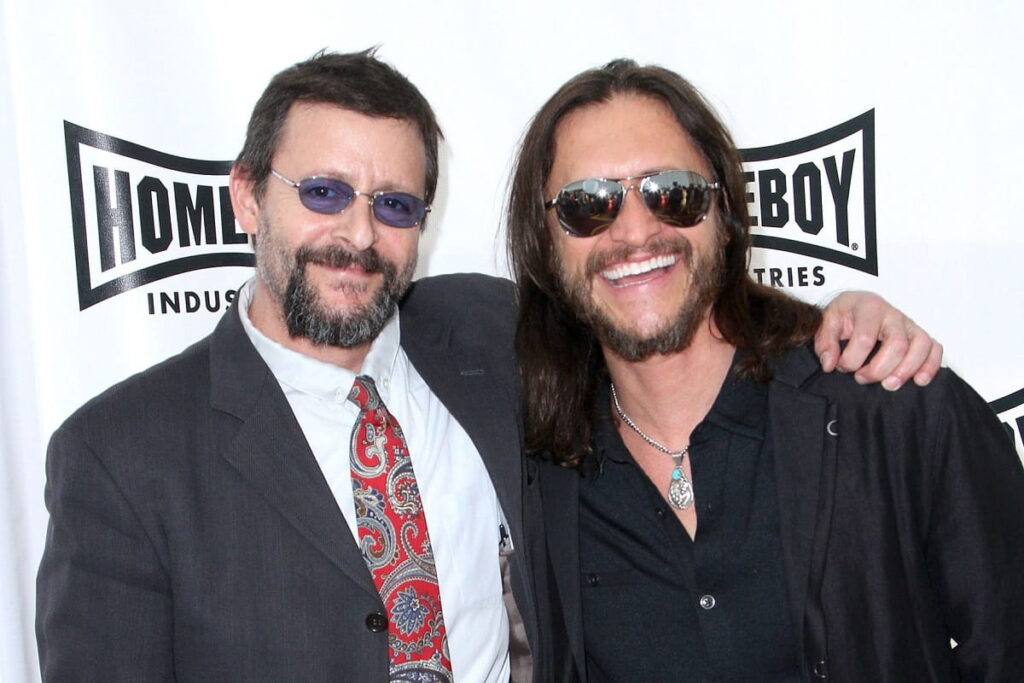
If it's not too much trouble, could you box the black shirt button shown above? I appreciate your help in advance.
[365,611,388,632]
[655,507,666,518]
[699,594,716,610]
[587,573,600,587]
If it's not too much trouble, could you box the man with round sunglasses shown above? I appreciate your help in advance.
[508,59,1024,681]
[37,49,945,682]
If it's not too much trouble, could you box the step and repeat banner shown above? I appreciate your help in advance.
[2,1,1021,679]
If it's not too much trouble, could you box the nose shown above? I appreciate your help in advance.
[605,185,662,246]
[331,194,378,252]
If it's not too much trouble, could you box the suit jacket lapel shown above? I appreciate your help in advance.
[768,348,838,670]
[208,307,379,598]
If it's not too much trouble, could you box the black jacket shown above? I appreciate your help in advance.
[540,345,1024,682]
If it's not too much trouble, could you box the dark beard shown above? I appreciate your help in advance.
[283,244,415,348]
[558,233,722,361]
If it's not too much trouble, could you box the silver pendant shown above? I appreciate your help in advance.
[668,471,694,510]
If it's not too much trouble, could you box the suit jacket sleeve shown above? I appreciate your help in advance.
[924,372,1024,680]
[36,424,175,682]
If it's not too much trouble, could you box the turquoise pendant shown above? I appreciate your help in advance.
[668,467,694,509]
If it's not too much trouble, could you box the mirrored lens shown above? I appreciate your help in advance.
[552,170,715,237]
[640,170,713,228]
[296,177,355,214]
[553,178,624,236]
[372,193,429,228]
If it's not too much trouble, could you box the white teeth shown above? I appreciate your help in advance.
[601,254,677,281]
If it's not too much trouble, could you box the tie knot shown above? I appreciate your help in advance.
[348,375,383,411]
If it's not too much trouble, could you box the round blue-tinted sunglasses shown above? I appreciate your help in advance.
[271,169,430,228]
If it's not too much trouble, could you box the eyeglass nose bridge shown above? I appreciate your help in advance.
[606,180,665,237]
[348,190,432,222]
[269,169,429,227]
[619,179,644,196]
[345,188,378,214]
[614,177,658,216]
[616,175,665,208]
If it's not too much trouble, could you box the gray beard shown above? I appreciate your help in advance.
[282,244,416,348]
[558,234,722,362]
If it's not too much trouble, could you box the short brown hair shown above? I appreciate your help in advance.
[235,48,443,212]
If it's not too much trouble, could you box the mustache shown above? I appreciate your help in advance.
[294,244,386,273]
[584,235,693,278]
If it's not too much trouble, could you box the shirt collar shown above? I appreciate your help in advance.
[699,356,768,440]
[236,278,402,401]
[592,352,767,467]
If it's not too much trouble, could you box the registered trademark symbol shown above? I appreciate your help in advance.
[851,243,859,251]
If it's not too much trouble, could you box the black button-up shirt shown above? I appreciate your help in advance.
[578,368,801,681]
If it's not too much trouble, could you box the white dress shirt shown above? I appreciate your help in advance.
[238,280,510,682]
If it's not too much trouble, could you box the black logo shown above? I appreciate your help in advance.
[990,388,1024,456]
[740,110,876,275]
[65,122,253,310]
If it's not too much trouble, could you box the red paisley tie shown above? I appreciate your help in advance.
[348,375,454,682]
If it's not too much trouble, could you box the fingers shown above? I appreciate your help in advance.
[815,290,882,373]
[835,327,887,377]
[851,326,910,387]
[816,291,944,391]
[852,322,943,391]
[913,339,943,386]
[813,314,843,373]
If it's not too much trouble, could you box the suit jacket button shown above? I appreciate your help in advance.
[365,612,388,632]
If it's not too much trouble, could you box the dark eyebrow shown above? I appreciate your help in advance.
[298,171,425,198]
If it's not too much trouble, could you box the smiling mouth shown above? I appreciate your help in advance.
[312,261,375,276]
[298,244,384,274]
[601,254,678,283]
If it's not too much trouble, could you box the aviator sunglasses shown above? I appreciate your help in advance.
[271,169,430,228]
[545,169,720,237]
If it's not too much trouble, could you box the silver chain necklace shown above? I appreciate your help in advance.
[610,383,694,510]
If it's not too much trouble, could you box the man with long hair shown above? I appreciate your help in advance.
[508,60,1024,680]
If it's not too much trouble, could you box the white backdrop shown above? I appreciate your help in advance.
[2,2,1022,680]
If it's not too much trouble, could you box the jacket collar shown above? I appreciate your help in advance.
[208,302,380,598]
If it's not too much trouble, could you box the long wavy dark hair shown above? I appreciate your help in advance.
[507,59,821,467]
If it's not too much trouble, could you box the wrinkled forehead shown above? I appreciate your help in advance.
[274,102,428,193]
